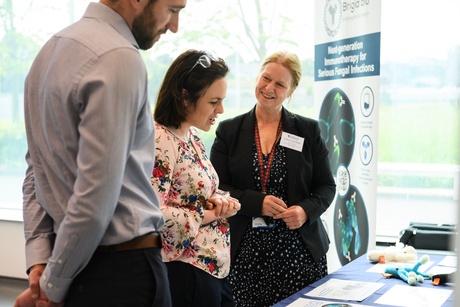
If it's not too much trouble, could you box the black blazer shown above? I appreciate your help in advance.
[210,106,336,261]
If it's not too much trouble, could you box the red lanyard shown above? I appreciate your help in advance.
[254,120,283,193]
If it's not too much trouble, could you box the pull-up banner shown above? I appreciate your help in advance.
[315,32,380,81]
[314,0,381,272]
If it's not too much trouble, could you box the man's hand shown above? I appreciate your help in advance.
[14,288,35,307]
[14,288,57,307]
[28,265,46,302]
[14,264,64,307]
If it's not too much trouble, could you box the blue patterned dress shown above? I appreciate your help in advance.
[228,142,327,306]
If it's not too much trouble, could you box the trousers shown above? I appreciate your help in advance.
[166,260,235,307]
[65,247,171,306]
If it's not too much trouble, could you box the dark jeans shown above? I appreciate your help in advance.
[166,261,235,307]
[65,247,171,307]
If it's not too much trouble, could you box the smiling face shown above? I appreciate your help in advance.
[185,77,227,132]
[255,62,293,112]
[132,0,186,50]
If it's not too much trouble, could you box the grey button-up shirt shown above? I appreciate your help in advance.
[22,3,163,302]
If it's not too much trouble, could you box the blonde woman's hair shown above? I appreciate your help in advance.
[260,51,302,95]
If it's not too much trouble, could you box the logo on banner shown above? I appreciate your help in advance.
[323,0,342,37]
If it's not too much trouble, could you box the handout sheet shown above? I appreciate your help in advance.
[303,278,384,302]
[287,297,373,307]
[374,284,453,307]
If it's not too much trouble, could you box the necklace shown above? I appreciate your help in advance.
[168,127,190,143]
[254,120,283,193]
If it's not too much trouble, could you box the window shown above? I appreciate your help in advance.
[0,1,93,220]
[0,0,458,243]
[376,1,459,240]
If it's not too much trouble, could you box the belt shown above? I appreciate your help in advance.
[95,232,161,253]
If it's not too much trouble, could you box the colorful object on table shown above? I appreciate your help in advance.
[367,245,418,263]
[382,254,432,286]
[432,272,455,286]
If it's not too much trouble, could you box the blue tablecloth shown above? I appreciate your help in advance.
[273,253,455,306]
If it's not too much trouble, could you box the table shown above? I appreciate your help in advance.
[273,253,455,306]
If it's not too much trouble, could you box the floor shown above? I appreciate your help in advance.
[0,277,28,307]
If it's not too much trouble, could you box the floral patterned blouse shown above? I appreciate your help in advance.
[151,123,231,279]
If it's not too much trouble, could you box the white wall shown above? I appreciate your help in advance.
[0,220,27,279]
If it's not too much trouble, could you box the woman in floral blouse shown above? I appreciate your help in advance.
[151,49,240,307]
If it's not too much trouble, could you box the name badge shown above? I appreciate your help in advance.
[252,217,268,228]
[280,132,304,152]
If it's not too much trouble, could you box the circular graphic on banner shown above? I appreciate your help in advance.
[336,164,350,197]
[360,86,375,117]
[323,0,343,37]
[318,88,355,176]
[333,186,369,265]
[359,135,373,166]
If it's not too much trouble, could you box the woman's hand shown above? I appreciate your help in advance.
[261,195,287,217]
[218,196,241,218]
[202,192,241,225]
[273,205,308,230]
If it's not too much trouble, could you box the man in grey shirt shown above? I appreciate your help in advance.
[15,0,187,306]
